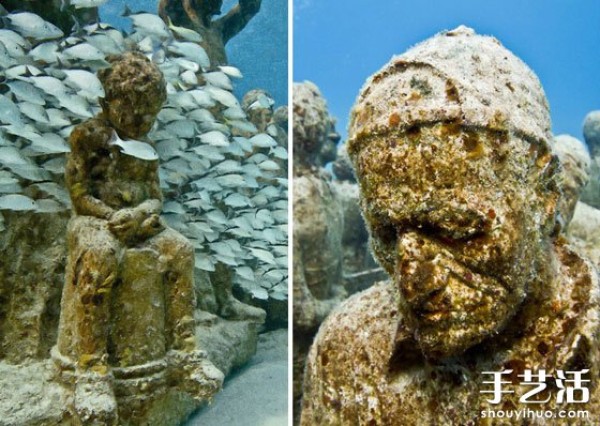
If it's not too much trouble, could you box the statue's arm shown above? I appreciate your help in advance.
[65,123,115,219]
[216,0,261,44]
[134,162,163,216]
[125,161,165,239]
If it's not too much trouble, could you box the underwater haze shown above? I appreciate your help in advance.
[294,0,600,144]
[101,0,288,106]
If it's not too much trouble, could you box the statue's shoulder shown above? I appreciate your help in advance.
[308,280,409,375]
[69,117,112,152]
[553,238,600,362]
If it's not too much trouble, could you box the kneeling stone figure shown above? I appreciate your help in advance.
[301,26,600,425]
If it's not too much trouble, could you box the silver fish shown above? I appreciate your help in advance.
[7,81,45,105]
[29,41,60,63]
[206,87,239,108]
[70,0,109,9]
[223,106,246,120]
[63,43,105,61]
[62,69,104,100]
[0,96,23,125]
[0,194,38,211]
[6,12,64,41]
[167,41,210,69]
[46,108,71,127]
[84,34,123,55]
[3,123,40,140]
[203,71,233,91]
[0,29,28,58]
[19,102,49,123]
[29,133,70,155]
[5,64,42,79]
[180,69,198,86]
[110,130,159,161]
[200,131,229,147]
[58,94,92,118]
[0,42,17,68]
[29,76,68,97]
[218,65,243,79]
[167,18,202,43]
[125,9,170,39]
[249,133,277,148]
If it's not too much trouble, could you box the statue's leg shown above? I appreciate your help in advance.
[147,228,196,351]
[71,224,120,367]
[66,217,120,425]
[147,228,224,400]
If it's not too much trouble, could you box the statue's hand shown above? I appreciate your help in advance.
[108,209,139,244]
[138,213,165,239]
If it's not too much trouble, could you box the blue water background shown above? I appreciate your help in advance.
[100,0,288,107]
[294,0,600,145]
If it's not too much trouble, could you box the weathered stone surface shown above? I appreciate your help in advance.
[301,26,600,424]
[0,212,68,363]
[195,311,260,377]
[568,202,600,268]
[0,360,65,425]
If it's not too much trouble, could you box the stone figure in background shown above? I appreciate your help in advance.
[555,131,600,269]
[292,81,345,423]
[301,27,600,424]
[332,143,386,295]
[159,0,261,66]
[580,111,600,208]
[53,52,222,425]
[553,134,591,226]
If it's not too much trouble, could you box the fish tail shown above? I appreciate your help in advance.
[122,5,132,17]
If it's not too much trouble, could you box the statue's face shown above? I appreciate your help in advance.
[105,97,161,140]
[351,123,554,359]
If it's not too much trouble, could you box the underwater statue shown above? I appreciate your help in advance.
[301,26,600,425]
[52,52,223,425]
[292,81,346,423]
[553,134,591,226]
[158,0,261,66]
[580,111,600,209]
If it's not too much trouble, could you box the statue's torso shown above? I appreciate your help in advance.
[69,118,159,210]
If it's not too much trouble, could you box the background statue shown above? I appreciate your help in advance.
[159,0,262,66]
[301,26,600,424]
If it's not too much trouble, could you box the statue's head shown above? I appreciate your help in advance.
[348,27,560,360]
[293,81,340,169]
[98,51,167,139]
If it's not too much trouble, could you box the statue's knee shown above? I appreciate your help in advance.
[90,244,119,267]
[161,230,194,263]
